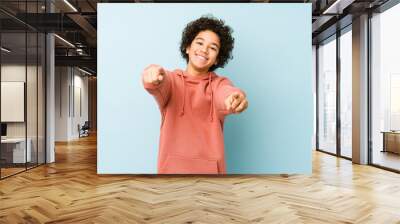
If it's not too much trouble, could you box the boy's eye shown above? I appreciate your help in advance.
[196,42,203,45]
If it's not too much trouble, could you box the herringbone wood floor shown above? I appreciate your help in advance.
[1,134,400,224]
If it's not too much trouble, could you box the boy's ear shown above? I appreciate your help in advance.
[186,47,189,54]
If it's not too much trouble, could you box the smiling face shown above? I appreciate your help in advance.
[186,30,220,74]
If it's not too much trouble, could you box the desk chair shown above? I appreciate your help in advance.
[78,121,90,138]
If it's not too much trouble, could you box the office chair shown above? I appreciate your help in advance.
[79,121,90,138]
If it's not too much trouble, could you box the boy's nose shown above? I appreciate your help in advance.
[200,47,208,54]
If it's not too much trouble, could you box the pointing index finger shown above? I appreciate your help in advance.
[158,67,165,75]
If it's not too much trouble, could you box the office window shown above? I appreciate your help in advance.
[371,3,400,171]
[318,36,337,154]
[340,28,352,158]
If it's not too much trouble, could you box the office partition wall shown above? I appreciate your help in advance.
[0,31,28,177]
[0,1,47,179]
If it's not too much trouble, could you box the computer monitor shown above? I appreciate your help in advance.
[1,123,7,137]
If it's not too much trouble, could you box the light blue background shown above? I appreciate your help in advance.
[98,3,312,174]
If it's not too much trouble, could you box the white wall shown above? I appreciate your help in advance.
[1,65,26,134]
[1,64,46,164]
[55,67,89,141]
[55,66,69,141]
[1,65,41,137]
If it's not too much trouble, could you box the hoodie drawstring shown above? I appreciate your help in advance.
[179,71,214,122]
[179,72,186,116]
[208,73,214,122]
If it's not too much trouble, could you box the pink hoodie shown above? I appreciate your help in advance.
[142,69,244,174]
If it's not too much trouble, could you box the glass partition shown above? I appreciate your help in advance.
[0,1,46,179]
[1,31,28,177]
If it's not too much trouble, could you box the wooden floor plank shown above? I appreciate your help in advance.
[0,134,400,223]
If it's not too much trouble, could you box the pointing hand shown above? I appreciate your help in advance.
[142,64,166,86]
[225,91,248,113]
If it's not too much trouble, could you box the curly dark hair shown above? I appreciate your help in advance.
[180,15,234,72]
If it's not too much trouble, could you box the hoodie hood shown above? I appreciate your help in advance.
[174,69,217,122]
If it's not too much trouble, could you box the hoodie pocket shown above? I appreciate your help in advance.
[161,155,219,174]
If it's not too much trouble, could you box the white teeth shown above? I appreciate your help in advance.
[196,55,208,61]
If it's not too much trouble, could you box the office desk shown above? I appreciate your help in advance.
[1,138,32,163]
[381,131,400,154]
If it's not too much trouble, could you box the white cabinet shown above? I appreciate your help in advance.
[1,138,32,163]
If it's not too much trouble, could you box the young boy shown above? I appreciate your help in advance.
[142,16,248,174]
